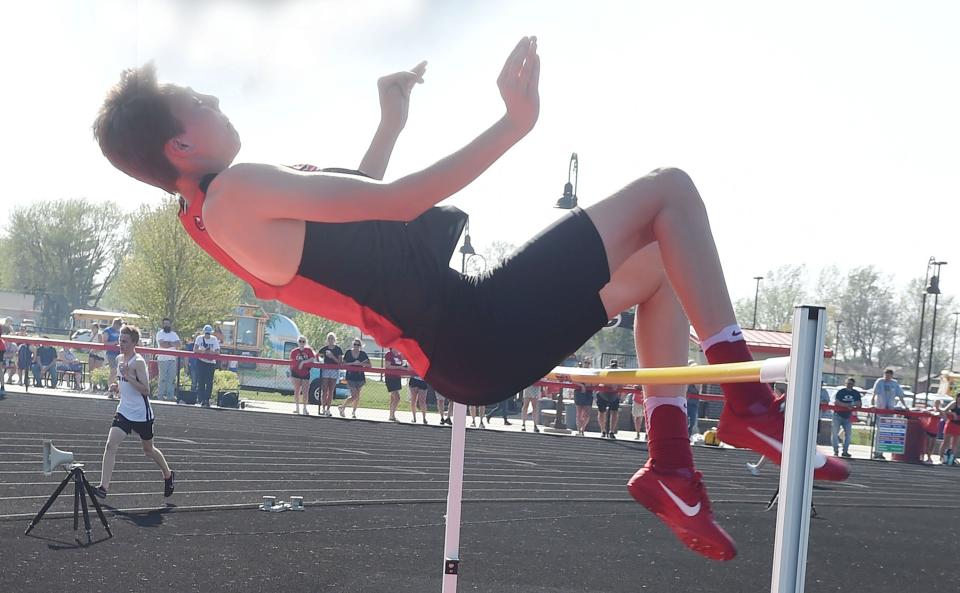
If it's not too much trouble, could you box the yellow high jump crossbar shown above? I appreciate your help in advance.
[546,356,790,386]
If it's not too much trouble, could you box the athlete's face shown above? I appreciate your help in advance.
[118,333,135,355]
[166,87,241,172]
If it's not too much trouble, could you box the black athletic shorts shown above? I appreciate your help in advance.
[409,377,428,390]
[425,208,610,405]
[385,376,402,392]
[573,390,595,407]
[111,413,155,441]
[596,393,621,412]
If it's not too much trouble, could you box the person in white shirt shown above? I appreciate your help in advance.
[193,324,220,408]
[57,347,83,390]
[154,317,182,401]
[94,325,174,499]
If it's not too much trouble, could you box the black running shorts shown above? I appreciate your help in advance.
[425,208,610,405]
[111,413,155,441]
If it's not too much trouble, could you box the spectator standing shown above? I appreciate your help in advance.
[573,380,595,436]
[85,324,104,391]
[485,394,513,426]
[630,391,645,440]
[469,405,486,429]
[435,388,451,425]
[3,336,16,387]
[686,381,701,439]
[33,341,58,387]
[871,369,907,460]
[831,377,861,458]
[919,402,943,464]
[58,347,83,390]
[17,341,33,387]
[154,318,182,402]
[0,329,6,394]
[317,333,343,417]
[339,338,371,418]
[409,373,429,424]
[102,318,123,397]
[520,384,541,433]
[193,324,220,408]
[289,336,316,415]
[596,360,622,439]
[384,347,404,422]
[940,397,960,465]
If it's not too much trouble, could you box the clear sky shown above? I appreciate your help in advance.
[3,0,957,303]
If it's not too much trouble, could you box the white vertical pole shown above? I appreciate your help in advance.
[441,402,468,593]
[771,305,826,593]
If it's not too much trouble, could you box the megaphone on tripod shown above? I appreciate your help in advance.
[42,440,75,476]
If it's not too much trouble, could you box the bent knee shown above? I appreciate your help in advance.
[647,167,703,210]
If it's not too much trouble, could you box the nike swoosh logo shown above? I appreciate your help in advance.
[658,480,701,517]
[732,330,742,336]
[748,427,826,469]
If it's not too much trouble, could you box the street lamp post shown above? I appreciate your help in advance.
[549,154,580,431]
[913,257,936,398]
[951,312,959,372]
[752,276,764,330]
[924,261,947,404]
[832,319,843,378]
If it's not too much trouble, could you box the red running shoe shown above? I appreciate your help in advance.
[717,398,850,482]
[627,460,737,561]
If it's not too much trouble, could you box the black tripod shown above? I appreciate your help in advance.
[25,464,112,544]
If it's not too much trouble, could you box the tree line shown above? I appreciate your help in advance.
[1,198,954,378]
[733,264,956,378]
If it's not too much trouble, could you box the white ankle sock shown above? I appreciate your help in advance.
[700,324,745,351]
[642,396,687,430]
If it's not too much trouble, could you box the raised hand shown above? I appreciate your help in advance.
[377,61,427,131]
[498,36,540,137]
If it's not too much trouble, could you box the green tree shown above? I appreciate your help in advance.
[5,199,128,328]
[112,196,244,334]
[291,312,356,351]
[734,264,808,331]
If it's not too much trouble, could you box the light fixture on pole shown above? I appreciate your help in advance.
[459,219,476,274]
[913,257,936,397]
[555,153,578,209]
[833,319,843,377]
[924,261,947,405]
[752,276,764,330]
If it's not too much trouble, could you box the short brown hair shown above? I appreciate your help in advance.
[93,63,182,193]
[120,324,141,344]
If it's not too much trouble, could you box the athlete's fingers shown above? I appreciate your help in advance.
[498,37,530,86]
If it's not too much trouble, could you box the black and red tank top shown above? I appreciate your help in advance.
[178,165,468,376]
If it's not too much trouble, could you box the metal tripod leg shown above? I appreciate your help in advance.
[73,471,94,543]
[81,471,112,537]
[25,468,75,535]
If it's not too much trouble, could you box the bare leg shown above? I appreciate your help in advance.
[587,168,735,337]
[98,427,126,490]
[389,390,400,419]
[142,439,172,478]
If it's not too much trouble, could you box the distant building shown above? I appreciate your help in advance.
[0,291,41,327]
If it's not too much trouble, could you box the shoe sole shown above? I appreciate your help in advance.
[626,478,736,561]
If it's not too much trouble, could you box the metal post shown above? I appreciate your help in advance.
[951,312,959,372]
[770,305,825,593]
[925,289,940,405]
[832,319,842,378]
[913,258,934,396]
[752,276,764,329]
[441,402,467,593]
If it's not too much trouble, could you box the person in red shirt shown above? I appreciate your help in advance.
[383,347,405,422]
[289,336,316,416]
